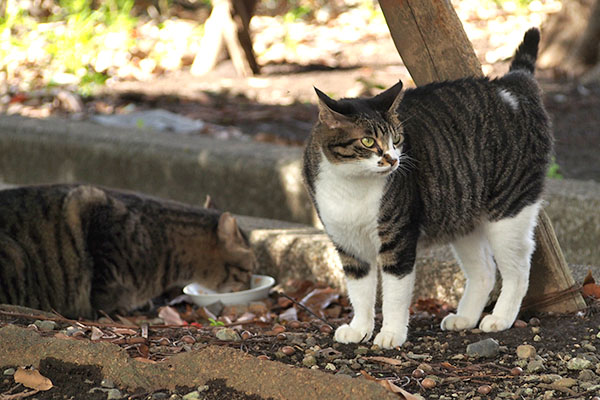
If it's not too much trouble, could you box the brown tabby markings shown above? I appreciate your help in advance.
[0,184,256,318]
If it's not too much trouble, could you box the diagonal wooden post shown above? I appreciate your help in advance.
[378,0,586,313]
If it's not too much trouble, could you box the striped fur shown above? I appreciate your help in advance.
[303,29,552,348]
[0,184,256,318]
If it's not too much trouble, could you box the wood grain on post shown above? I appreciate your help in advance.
[378,0,586,313]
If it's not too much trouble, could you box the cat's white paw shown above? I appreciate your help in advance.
[479,314,512,332]
[334,323,372,344]
[440,313,478,331]
[373,330,406,349]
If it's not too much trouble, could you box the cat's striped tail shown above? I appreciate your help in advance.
[509,28,540,74]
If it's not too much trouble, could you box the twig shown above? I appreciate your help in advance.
[0,389,40,400]
[277,292,336,328]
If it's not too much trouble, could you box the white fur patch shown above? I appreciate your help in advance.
[314,153,388,263]
[498,88,519,111]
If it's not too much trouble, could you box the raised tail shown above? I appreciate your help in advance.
[509,28,540,74]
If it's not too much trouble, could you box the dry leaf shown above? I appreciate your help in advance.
[583,270,596,286]
[363,356,404,366]
[133,357,157,364]
[583,283,600,299]
[360,370,421,399]
[112,327,138,335]
[90,326,104,341]
[299,287,339,312]
[158,306,186,326]
[14,367,53,391]
[279,306,298,322]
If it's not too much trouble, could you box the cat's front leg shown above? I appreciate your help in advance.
[334,248,377,344]
[374,225,418,349]
[374,269,415,348]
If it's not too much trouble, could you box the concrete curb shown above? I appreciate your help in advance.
[1,114,599,303]
[0,325,397,400]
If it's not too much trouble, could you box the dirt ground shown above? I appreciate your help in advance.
[2,287,600,400]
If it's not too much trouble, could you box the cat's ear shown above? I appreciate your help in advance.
[372,80,403,111]
[314,87,351,129]
[381,81,404,125]
[218,212,246,247]
[204,195,219,210]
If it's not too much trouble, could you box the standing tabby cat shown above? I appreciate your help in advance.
[303,29,552,348]
[0,184,256,318]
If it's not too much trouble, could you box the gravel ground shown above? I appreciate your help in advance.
[2,283,600,400]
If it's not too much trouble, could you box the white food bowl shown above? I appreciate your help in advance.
[183,274,276,307]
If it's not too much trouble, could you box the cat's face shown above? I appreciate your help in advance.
[312,82,405,178]
[212,212,257,292]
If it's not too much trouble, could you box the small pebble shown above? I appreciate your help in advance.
[466,338,499,358]
[272,324,286,334]
[302,355,317,367]
[477,384,492,395]
[180,335,195,344]
[151,393,169,400]
[241,330,253,340]
[3,368,15,376]
[567,357,593,370]
[526,358,545,373]
[533,334,542,342]
[578,369,597,381]
[257,355,270,361]
[281,346,295,356]
[215,328,241,341]
[288,320,301,329]
[513,320,527,328]
[529,317,540,326]
[106,389,122,400]
[531,327,541,334]
[516,344,537,359]
[158,338,170,346]
[319,324,333,334]
[421,378,436,389]
[276,332,287,341]
[101,378,114,388]
[325,363,336,371]
[305,336,317,347]
[510,367,523,376]
[412,368,425,378]
[354,346,369,356]
[182,391,201,400]
[34,320,57,331]
[554,377,577,388]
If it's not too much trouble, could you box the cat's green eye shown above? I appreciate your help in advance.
[361,137,375,148]
[393,134,403,146]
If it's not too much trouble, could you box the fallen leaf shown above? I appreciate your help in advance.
[90,326,104,341]
[299,287,339,313]
[111,327,137,335]
[363,356,404,366]
[158,306,186,326]
[14,367,53,391]
[279,306,298,321]
[133,357,157,364]
[360,370,421,399]
[583,282,600,299]
[583,270,596,286]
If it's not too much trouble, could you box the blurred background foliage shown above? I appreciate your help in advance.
[0,0,558,96]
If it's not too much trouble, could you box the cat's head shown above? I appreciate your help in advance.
[211,212,257,292]
[311,81,405,178]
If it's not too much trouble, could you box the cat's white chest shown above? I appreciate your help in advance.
[314,157,387,263]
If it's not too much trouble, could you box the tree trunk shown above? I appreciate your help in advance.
[190,0,259,77]
[539,0,600,82]
[378,0,586,314]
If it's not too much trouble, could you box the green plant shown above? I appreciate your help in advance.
[547,157,563,179]
[208,318,225,327]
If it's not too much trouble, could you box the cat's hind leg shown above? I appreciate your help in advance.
[442,227,496,331]
[479,201,541,332]
[334,253,378,344]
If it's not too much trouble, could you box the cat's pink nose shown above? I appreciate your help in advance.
[383,154,398,167]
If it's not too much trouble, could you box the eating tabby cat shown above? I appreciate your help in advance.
[0,184,256,318]
[303,29,552,348]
